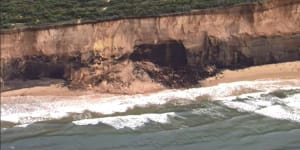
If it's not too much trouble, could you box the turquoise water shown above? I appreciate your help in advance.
[1,80,300,150]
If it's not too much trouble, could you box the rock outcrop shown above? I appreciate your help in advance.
[1,0,300,93]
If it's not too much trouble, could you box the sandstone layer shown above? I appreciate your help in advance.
[1,0,300,93]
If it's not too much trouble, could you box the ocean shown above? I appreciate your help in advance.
[1,79,300,150]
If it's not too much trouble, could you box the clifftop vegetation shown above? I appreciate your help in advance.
[1,0,265,30]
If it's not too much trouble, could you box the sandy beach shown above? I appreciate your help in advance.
[200,61,300,87]
[1,61,300,98]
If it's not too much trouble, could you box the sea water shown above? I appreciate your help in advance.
[1,79,300,150]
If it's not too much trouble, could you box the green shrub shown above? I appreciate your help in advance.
[0,0,266,30]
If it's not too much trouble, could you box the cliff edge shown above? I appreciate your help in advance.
[1,0,300,94]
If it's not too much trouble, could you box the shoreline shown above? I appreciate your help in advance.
[1,61,300,98]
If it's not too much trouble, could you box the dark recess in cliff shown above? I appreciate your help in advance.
[128,40,213,88]
[130,40,188,69]
[23,61,65,80]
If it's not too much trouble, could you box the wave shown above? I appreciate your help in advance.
[220,92,300,123]
[1,79,300,127]
[72,112,177,130]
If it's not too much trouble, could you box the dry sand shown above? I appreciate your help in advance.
[1,61,300,97]
[0,78,114,97]
[200,61,300,87]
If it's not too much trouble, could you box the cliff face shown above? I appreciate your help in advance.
[1,0,300,93]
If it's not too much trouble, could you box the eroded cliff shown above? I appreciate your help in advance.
[1,0,300,93]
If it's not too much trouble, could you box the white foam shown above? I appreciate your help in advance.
[1,128,8,132]
[220,93,300,123]
[223,101,259,112]
[1,79,300,125]
[191,108,226,118]
[282,94,300,109]
[14,124,30,128]
[255,105,300,122]
[247,99,273,107]
[73,112,176,129]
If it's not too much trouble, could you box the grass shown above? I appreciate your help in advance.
[1,0,265,30]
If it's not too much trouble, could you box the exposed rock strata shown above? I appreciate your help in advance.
[1,0,300,93]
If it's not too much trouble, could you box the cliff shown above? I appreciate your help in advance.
[1,0,300,93]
